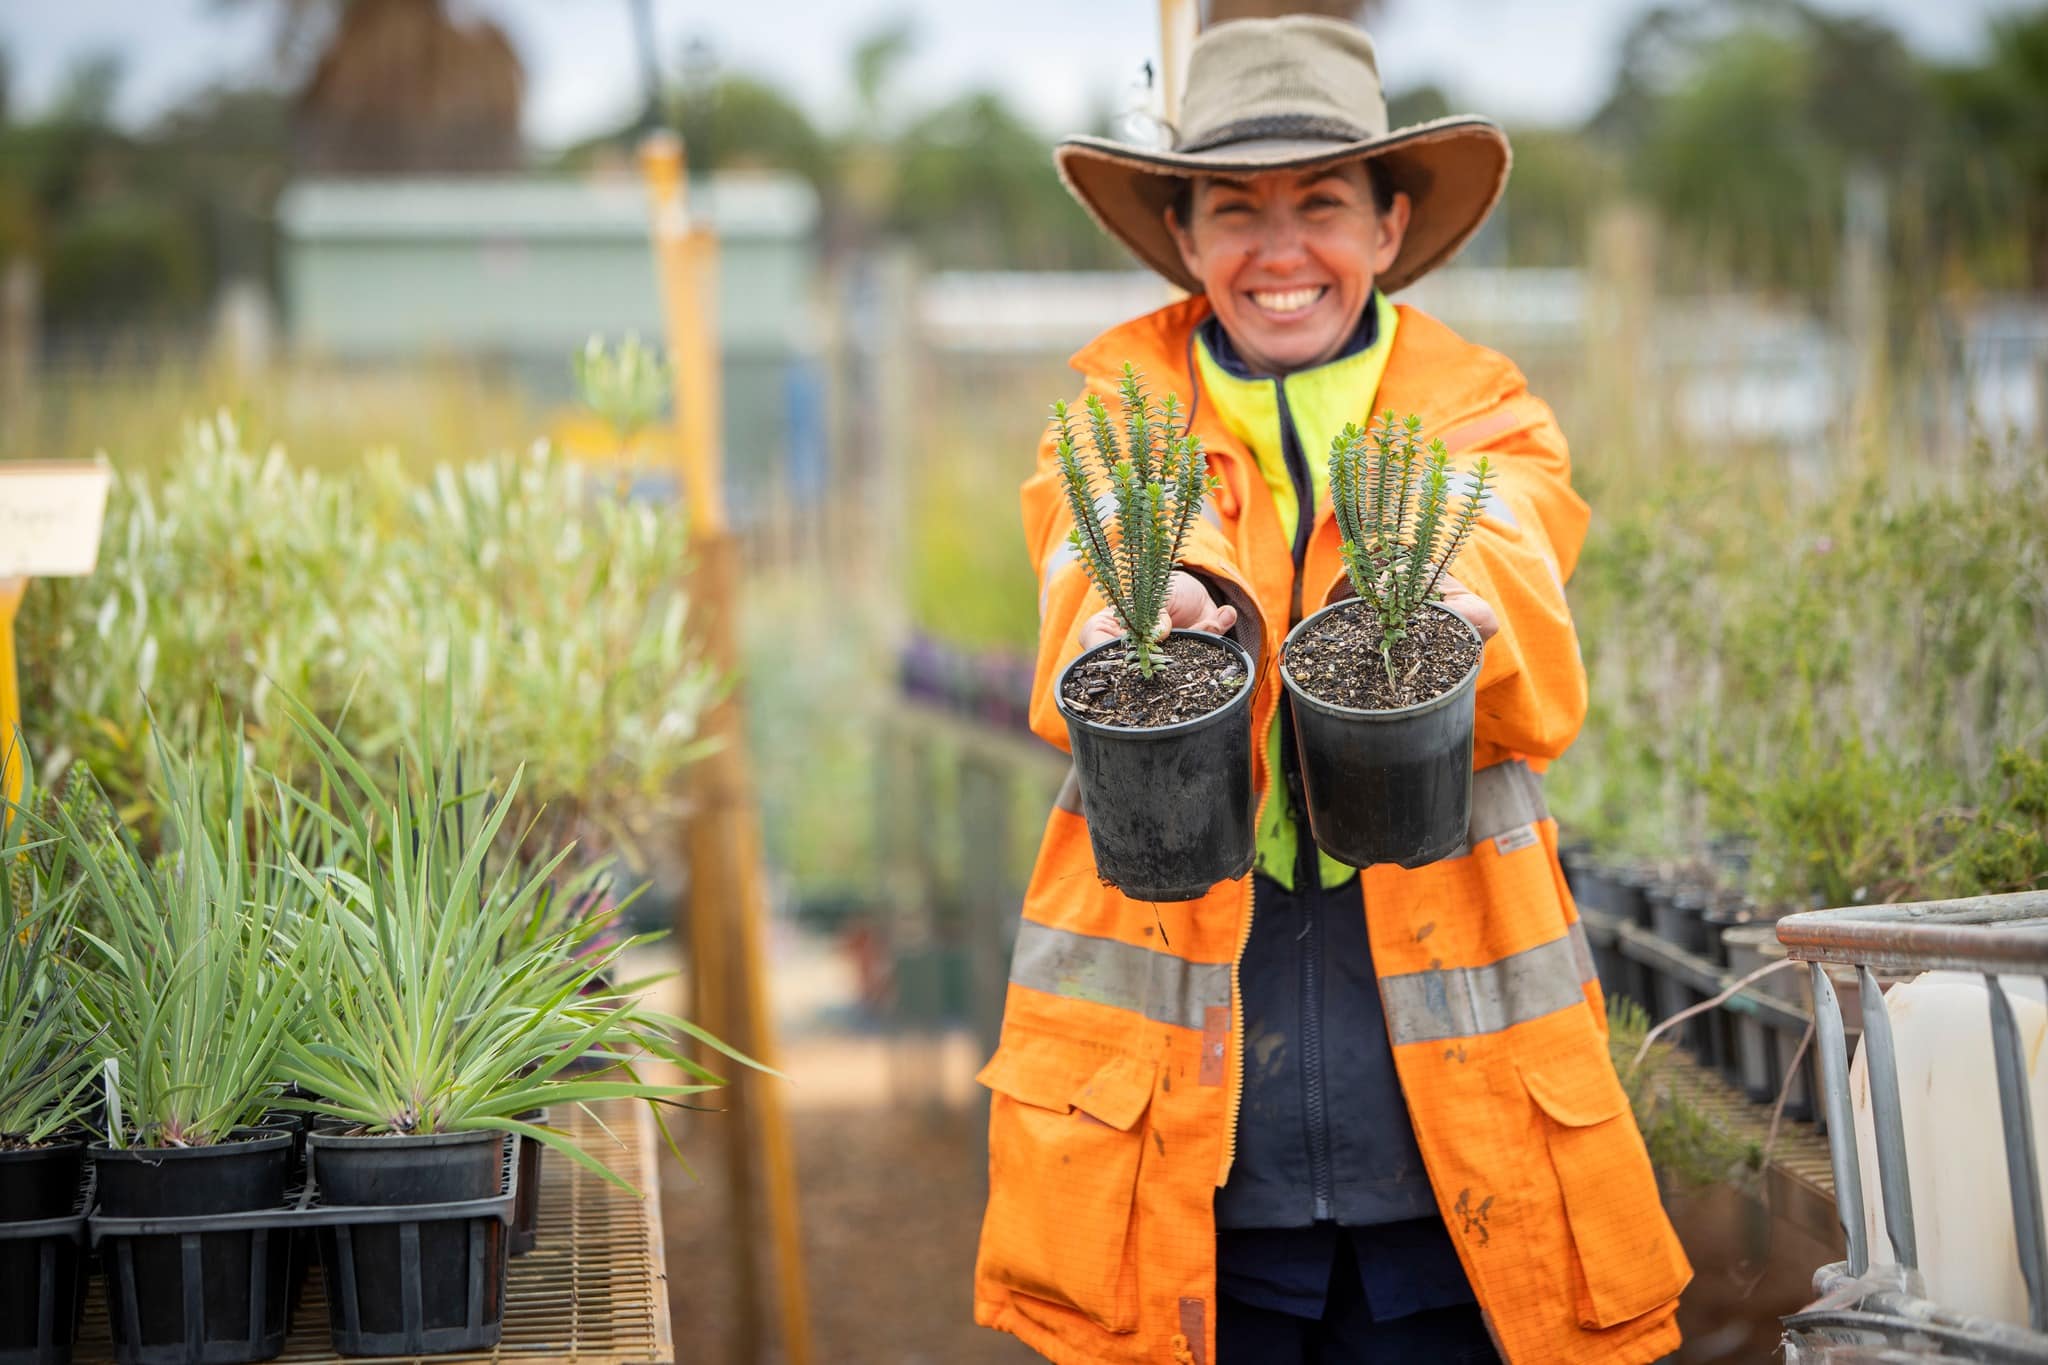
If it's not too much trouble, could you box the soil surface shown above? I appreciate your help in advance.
[1058,632,1245,728]
[1284,600,1481,711]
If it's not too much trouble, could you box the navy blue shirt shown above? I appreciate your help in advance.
[1212,851,1476,1324]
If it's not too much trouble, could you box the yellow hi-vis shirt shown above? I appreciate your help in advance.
[1192,290,1400,889]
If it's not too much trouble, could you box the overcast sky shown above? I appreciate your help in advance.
[0,0,2027,147]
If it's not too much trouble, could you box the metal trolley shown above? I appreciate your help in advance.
[1777,892,2048,1362]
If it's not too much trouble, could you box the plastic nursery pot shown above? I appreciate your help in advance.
[509,1109,547,1257]
[1721,924,1784,1105]
[90,1128,290,1219]
[306,1128,511,1356]
[1279,600,1482,870]
[1053,630,1256,902]
[0,1161,89,1365]
[0,1138,84,1223]
[88,1129,293,1365]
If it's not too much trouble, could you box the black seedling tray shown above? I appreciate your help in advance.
[87,1136,517,1361]
[0,1168,92,1365]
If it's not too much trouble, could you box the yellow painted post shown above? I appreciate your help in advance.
[1,578,23,811]
[639,131,815,1365]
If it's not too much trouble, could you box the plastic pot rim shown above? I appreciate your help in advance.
[1279,599,1484,723]
[305,1126,506,1151]
[88,1126,291,1165]
[1053,629,1256,741]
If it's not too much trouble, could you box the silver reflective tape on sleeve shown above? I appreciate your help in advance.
[1381,933,1589,1046]
[1008,920,1232,1033]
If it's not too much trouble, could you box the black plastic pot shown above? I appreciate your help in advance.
[1704,899,1754,1089]
[1053,630,1256,902]
[0,1140,84,1224]
[0,1158,89,1365]
[509,1109,546,1256]
[254,1113,307,1188]
[1721,923,1783,1105]
[1279,601,1482,869]
[307,1129,512,1356]
[88,1129,293,1365]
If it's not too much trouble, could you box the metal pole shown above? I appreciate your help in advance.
[1986,974,2048,1332]
[1811,963,1869,1276]
[1856,965,1917,1269]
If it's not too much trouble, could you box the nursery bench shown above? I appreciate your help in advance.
[69,1097,676,1365]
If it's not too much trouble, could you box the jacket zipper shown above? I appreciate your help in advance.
[1276,376,1335,1220]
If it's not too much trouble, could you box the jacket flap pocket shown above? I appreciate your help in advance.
[1520,1054,1630,1128]
[978,1028,1153,1116]
[1071,1055,1157,1132]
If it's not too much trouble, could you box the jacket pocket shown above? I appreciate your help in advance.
[978,1027,1158,1333]
[1520,1048,1690,1328]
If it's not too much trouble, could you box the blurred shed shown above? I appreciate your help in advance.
[277,173,825,518]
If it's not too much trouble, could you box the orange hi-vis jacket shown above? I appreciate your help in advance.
[975,296,1691,1365]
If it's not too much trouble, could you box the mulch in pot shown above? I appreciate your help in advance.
[1057,632,1246,728]
[1284,599,1481,711]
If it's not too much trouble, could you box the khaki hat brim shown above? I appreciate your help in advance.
[1055,117,1511,295]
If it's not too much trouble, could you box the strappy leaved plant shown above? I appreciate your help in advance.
[0,745,96,1145]
[1050,364,1218,679]
[1329,411,1495,692]
[271,695,756,1193]
[50,723,320,1148]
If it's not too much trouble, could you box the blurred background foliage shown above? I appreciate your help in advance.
[3,0,2045,919]
[3,0,2047,336]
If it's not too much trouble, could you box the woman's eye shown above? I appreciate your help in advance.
[1211,202,1252,217]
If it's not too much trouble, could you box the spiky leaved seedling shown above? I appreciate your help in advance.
[1050,365,1218,679]
[1329,411,1495,692]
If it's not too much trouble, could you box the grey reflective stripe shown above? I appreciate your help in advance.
[1201,502,1224,530]
[1440,759,1549,860]
[1039,541,1083,614]
[1008,920,1231,1032]
[1566,918,1597,986]
[1381,933,1590,1046]
[1447,470,1517,530]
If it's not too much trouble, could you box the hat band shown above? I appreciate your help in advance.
[1175,113,1372,155]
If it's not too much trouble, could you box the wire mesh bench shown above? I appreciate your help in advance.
[71,1098,675,1365]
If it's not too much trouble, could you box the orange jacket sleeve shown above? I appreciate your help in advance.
[1436,387,1591,763]
[1021,373,1260,755]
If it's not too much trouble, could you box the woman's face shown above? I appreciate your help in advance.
[1166,164,1410,376]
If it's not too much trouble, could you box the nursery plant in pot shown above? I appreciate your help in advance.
[1,760,99,1365]
[274,702,749,1354]
[1048,366,1255,901]
[1280,413,1493,868]
[49,737,316,1365]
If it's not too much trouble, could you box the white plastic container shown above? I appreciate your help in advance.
[1848,971,2048,1327]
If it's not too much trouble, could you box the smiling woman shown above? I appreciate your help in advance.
[979,13,1690,1365]
[1166,163,1408,375]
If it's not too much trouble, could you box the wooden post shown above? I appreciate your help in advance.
[639,131,814,1365]
[1158,0,1199,129]
[1,579,24,811]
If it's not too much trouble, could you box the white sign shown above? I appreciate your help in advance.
[0,462,112,577]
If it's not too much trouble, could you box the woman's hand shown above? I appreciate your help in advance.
[1079,571,1239,652]
[1435,572,1498,642]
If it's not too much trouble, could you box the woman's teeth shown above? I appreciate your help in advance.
[1250,286,1326,314]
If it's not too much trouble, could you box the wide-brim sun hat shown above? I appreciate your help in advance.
[1056,14,1511,295]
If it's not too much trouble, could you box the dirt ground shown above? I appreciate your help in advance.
[659,1067,1036,1364]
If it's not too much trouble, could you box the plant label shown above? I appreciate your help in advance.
[0,462,111,577]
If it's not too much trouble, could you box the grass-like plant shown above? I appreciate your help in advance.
[51,724,319,1149]
[0,747,97,1145]
[1049,364,1217,679]
[1329,411,1495,692]
[272,696,750,1193]
[573,333,673,454]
